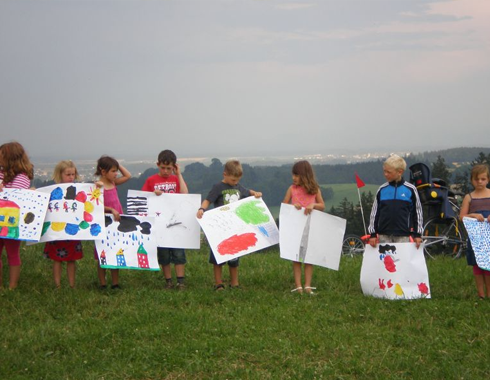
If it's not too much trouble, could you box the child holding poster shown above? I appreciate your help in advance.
[94,156,131,289]
[43,161,84,288]
[460,164,490,299]
[142,149,189,290]
[197,160,262,291]
[282,160,325,294]
[0,141,33,289]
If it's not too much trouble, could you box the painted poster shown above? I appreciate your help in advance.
[197,197,279,264]
[0,188,49,242]
[360,242,431,300]
[126,190,201,249]
[36,183,105,242]
[95,214,159,271]
[463,217,490,271]
[279,203,346,270]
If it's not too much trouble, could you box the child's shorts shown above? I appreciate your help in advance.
[473,265,490,276]
[157,248,187,266]
[208,250,239,267]
[0,239,22,266]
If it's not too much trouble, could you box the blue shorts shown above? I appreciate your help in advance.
[208,250,239,267]
[157,248,187,266]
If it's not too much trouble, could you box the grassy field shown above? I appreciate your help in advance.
[1,242,489,380]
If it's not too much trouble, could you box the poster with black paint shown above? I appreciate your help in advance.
[95,214,159,270]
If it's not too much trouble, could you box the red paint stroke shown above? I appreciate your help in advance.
[387,279,393,288]
[378,279,386,290]
[383,255,397,273]
[217,233,257,255]
[83,211,93,223]
[418,283,429,295]
[75,191,87,203]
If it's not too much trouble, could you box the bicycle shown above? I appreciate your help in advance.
[409,163,467,259]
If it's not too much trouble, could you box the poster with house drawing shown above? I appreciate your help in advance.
[197,197,279,264]
[36,183,105,242]
[279,203,346,270]
[95,214,159,270]
[360,242,431,300]
[463,217,490,271]
[126,190,201,249]
[0,188,49,242]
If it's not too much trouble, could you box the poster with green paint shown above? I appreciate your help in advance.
[197,197,279,264]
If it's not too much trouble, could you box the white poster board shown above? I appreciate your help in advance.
[36,183,105,242]
[95,214,159,271]
[463,217,490,271]
[127,190,201,249]
[360,242,431,299]
[0,188,49,242]
[197,197,279,264]
[279,203,346,270]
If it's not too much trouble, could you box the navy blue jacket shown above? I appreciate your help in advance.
[368,179,423,238]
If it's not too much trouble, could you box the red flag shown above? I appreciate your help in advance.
[355,172,365,188]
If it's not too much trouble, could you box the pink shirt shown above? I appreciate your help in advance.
[291,185,317,207]
[0,172,30,189]
[104,187,123,213]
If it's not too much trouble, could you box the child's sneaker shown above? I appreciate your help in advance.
[165,280,174,290]
[176,282,186,291]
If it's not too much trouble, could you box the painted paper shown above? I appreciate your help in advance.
[360,242,431,299]
[126,190,201,249]
[95,214,159,271]
[463,217,490,271]
[197,197,279,264]
[279,203,346,270]
[0,188,49,242]
[35,183,105,242]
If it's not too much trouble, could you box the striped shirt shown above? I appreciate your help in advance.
[0,172,31,189]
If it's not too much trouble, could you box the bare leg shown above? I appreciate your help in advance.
[474,274,485,298]
[97,263,107,286]
[53,261,62,288]
[213,265,223,286]
[484,276,490,298]
[175,264,185,278]
[304,264,314,292]
[0,261,4,289]
[110,269,119,286]
[67,261,76,288]
[9,265,21,290]
[162,264,172,280]
[229,266,239,287]
[293,261,303,290]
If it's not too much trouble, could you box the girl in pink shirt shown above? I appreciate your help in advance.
[282,161,325,294]
[0,141,34,289]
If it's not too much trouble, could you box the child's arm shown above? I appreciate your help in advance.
[460,194,485,221]
[174,163,189,194]
[282,186,292,204]
[105,206,121,222]
[114,165,131,186]
[197,200,211,219]
[304,190,325,215]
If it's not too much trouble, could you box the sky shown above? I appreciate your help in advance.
[1,0,489,161]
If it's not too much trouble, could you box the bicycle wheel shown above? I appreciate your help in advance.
[342,235,365,257]
[422,217,465,259]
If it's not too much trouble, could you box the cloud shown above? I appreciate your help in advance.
[274,3,316,11]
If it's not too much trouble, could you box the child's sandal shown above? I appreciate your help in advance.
[291,286,303,294]
[304,286,316,295]
[214,284,225,291]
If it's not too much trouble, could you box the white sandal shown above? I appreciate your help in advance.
[304,286,316,294]
[291,286,303,294]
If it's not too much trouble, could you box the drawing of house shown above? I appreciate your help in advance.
[116,248,127,267]
[0,200,21,239]
[137,244,149,269]
[100,250,107,266]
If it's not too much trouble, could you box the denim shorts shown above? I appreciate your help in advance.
[208,250,239,267]
[157,248,187,266]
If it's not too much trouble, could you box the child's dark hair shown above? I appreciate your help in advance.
[95,156,119,176]
[292,160,319,195]
[157,150,177,165]
[0,141,34,183]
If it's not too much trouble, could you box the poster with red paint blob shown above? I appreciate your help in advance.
[34,183,106,242]
[279,204,346,270]
[360,243,431,299]
[197,197,279,264]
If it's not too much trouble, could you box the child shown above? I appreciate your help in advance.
[282,160,325,294]
[0,141,34,289]
[142,150,189,290]
[368,154,423,249]
[196,160,262,290]
[459,164,490,299]
[43,161,84,288]
[94,156,131,289]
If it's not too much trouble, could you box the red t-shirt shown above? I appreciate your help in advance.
[142,174,181,193]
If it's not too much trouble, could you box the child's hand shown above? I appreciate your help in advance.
[197,208,205,219]
[294,203,302,210]
[174,163,182,176]
[304,204,314,215]
[95,181,104,188]
[154,190,163,196]
[487,215,490,223]
[253,191,262,198]
[112,209,121,222]
[0,181,3,192]
[414,237,422,249]
[369,237,377,247]
[475,213,485,222]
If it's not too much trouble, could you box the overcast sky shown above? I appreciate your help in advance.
[1,0,489,161]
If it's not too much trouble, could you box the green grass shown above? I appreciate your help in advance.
[320,183,380,211]
[1,242,489,379]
